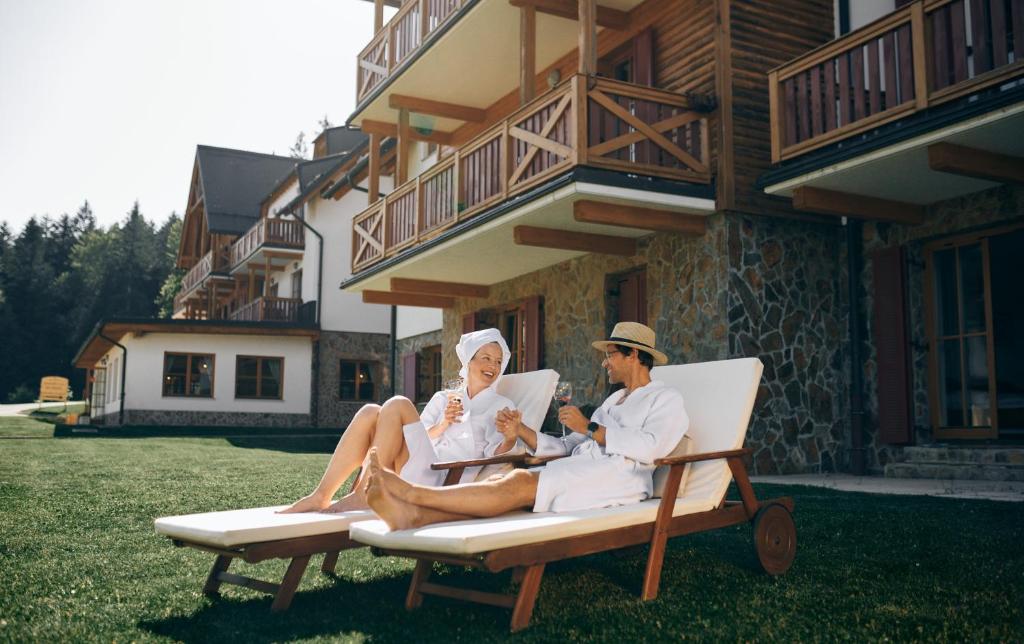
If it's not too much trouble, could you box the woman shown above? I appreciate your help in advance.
[280,328,519,513]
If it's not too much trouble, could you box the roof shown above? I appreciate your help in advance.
[317,127,368,157]
[320,137,397,200]
[278,134,372,213]
[195,146,298,235]
[73,317,318,368]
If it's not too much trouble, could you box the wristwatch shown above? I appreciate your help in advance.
[586,421,599,440]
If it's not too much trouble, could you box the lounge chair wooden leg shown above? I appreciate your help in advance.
[509,563,545,633]
[405,559,432,611]
[270,555,311,612]
[511,567,526,585]
[321,551,340,574]
[641,531,668,601]
[203,555,232,596]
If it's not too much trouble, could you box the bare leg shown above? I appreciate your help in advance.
[279,404,381,513]
[365,449,538,528]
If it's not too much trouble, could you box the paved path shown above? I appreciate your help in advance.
[752,473,1024,502]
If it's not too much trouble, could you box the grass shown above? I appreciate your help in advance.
[1,417,1022,642]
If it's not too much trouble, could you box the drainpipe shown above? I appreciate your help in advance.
[294,209,324,427]
[389,305,397,398]
[845,218,867,475]
[98,331,127,426]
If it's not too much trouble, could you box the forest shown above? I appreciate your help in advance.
[0,202,181,402]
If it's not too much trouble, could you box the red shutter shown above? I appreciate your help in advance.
[462,311,477,334]
[402,352,419,400]
[523,295,544,372]
[872,246,913,444]
[617,270,648,325]
[632,28,655,87]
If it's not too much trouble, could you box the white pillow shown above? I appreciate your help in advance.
[651,434,694,498]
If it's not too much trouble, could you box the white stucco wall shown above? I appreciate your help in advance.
[92,332,313,417]
[396,307,443,340]
[303,175,393,334]
[837,0,894,35]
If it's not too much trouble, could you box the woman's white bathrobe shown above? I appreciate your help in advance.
[532,380,688,512]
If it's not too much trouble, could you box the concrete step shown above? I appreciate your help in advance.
[901,446,1024,466]
[885,462,1024,482]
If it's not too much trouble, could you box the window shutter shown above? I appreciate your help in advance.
[617,270,648,325]
[632,28,655,87]
[462,311,477,334]
[402,353,419,400]
[872,246,913,444]
[523,295,544,372]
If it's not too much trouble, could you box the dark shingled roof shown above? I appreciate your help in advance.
[195,146,298,235]
[319,127,368,157]
[277,132,371,213]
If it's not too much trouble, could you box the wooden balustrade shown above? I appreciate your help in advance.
[229,218,304,268]
[356,0,466,102]
[769,0,1024,162]
[180,250,213,294]
[351,75,712,273]
[229,297,302,322]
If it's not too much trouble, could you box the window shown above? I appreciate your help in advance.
[340,360,377,401]
[419,345,442,402]
[163,353,214,397]
[606,267,648,329]
[235,356,283,400]
[926,224,1024,439]
[468,295,543,374]
[291,269,303,300]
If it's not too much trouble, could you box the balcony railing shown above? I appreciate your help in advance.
[769,0,1024,162]
[351,74,711,273]
[229,297,302,322]
[180,250,213,295]
[357,0,464,102]
[229,217,305,268]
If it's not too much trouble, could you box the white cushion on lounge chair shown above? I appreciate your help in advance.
[349,358,764,556]
[154,507,374,548]
[476,369,559,479]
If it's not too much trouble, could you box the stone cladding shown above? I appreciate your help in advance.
[113,410,312,428]
[395,329,443,402]
[314,330,391,430]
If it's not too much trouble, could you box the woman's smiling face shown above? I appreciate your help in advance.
[467,342,503,390]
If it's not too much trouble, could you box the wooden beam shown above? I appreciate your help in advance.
[791,186,925,225]
[513,225,636,256]
[368,132,382,203]
[391,277,489,298]
[508,0,627,29]
[389,94,487,123]
[577,0,597,76]
[573,200,707,235]
[927,142,1024,185]
[520,6,536,106]
[360,119,453,145]
[397,108,410,185]
[374,0,384,32]
[362,290,455,308]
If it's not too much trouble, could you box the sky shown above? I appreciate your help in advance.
[0,0,389,231]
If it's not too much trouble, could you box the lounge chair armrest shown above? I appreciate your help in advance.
[523,454,567,466]
[430,453,528,471]
[654,447,752,466]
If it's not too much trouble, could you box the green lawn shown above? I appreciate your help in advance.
[1,418,1022,642]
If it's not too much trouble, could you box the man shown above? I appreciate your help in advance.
[364,322,689,530]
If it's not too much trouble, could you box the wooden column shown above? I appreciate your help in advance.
[264,256,271,296]
[577,0,596,76]
[397,107,410,185]
[520,6,536,105]
[368,132,382,202]
[374,0,384,33]
[247,267,256,300]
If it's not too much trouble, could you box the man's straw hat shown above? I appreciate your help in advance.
[592,322,668,366]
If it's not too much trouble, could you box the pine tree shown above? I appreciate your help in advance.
[289,131,308,159]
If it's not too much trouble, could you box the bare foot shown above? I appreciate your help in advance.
[321,490,368,513]
[365,462,421,530]
[366,448,414,499]
[277,492,330,514]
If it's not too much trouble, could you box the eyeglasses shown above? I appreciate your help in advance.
[603,350,621,361]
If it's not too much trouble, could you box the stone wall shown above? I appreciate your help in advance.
[314,330,391,429]
[111,410,312,428]
[395,329,443,401]
[726,215,850,474]
[859,184,1024,471]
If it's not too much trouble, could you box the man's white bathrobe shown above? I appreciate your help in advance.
[400,387,515,487]
[532,380,688,512]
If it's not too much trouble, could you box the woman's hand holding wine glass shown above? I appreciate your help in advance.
[553,381,573,437]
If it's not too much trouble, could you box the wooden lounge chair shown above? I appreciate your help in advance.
[348,357,796,632]
[153,369,560,611]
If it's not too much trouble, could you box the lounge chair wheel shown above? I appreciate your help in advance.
[752,503,796,576]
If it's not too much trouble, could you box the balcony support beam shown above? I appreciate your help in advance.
[520,6,536,106]
[577,0,597,76]
[362,290,455,308]
[391,277,489,298]
[361,119,453,145]
[389,95,487,123]
[374,0,384,33]
[513,225,636,256]
[397,108,410,185]
[573,200,707,236]
[791,187,925,225]
[927,143,1024,185]
[509,0,627,30]
[368,133,382,203]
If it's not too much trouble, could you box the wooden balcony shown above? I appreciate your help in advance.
[357,0,464,103]
[229,217,305,270]
[769,0,1024,163]
[351,74,711,273]
[228,297,303,322]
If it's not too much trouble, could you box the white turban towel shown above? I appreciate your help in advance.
[455,328,512,386]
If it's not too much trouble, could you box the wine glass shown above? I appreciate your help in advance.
[444,377,464,423]
[553,381,573,437]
